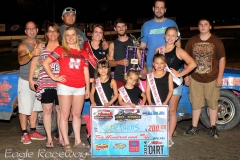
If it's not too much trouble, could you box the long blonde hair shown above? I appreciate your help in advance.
[62,26,81,53]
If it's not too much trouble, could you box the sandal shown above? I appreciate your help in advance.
[64,144,73,153]
[57,141,64,147]
[46,142,54,148]
[74,141,89,149]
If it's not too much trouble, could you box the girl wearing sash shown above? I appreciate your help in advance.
[42,27,90,153]
[154,27,197,146]
[90,60,118,106]
[118,70,146,107]
[87,60,118,151]
[84,24,108,84]
[146,54,173,106]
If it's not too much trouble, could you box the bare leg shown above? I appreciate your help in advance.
[29,111,38,128]
[169,95,180,139]
[58,95,72,146]
[208,107,218,126]
[42,103,53,143]
[19,113,28,130]
[192,109,202,127]
[56,105,64,143]
[71,95,85,145]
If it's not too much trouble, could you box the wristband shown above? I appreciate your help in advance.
[117,60,120,65]
[28,52,33,58]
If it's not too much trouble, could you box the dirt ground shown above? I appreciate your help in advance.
[0,116,240,160]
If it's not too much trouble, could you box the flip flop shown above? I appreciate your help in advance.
[46,142,54,148]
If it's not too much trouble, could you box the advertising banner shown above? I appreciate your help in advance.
[91,105,169,158]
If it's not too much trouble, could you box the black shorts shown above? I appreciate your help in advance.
[41,89,59,105]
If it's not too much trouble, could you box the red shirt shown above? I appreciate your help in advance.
[49,46,89,88]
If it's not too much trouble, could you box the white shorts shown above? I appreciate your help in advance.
[18,78,42,115]
[57,83,85,95]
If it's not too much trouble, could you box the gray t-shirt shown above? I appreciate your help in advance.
[60,25,88,48]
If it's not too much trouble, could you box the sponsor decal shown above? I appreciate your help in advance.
[129,140,139,152]
[113,143,126,149]
[115,109,141,121]
[94,144,109,150]
[94,110,113,120]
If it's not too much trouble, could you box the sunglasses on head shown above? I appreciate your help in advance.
[65,8,76,12]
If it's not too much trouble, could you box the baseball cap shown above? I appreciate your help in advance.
[62,7,76,16]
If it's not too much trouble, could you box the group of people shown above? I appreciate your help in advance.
[17,0,226,154]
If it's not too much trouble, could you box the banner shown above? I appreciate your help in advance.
[91,105,169,158]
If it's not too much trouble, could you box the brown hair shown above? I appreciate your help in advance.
[92,24,105,50]
[125,70,140,83]
[94,60,111,79]
[45,22,61,46]
[153,0,166,8]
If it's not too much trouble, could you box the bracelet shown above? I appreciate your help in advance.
[28,52,33,58]
[117,60,120,65]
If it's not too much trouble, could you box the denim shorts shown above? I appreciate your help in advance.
[173,84,183,96]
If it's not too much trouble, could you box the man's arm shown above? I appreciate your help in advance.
[216,57,226,87]
[18,43,31,65]
[18,42,42,66]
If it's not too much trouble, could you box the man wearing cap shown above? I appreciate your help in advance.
[60,7,109,49]
[60,7,88,48]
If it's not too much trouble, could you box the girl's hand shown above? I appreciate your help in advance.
[104,103,110,107]
[85,89,90,99]
[184,76,190,86]
[170,68,181,77]
[130,103,136,108]
[91,103,96,106]
[163,101,168,105]
[53,75,66,82]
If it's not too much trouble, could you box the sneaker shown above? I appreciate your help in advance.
[183,125,199,136]
[172,130,177,137]
[21,133,32,144]
[209,126,219,138]
[168,139,174,147]
[29,131,46,140]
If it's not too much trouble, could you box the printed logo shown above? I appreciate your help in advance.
[94,144,109,150]
[129,140,139,152]
[113,143,126,149]
[93,110,113,120]
[115,109,141,121]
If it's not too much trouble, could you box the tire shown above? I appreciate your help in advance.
[28,104,57,136]
[200,90,240,131]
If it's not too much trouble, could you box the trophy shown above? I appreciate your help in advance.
[124,34,147,77]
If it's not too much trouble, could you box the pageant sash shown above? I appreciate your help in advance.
[118,86,132,103]
[84,41,99,69]
[147,72,162,105]
[95,78,108,105]
[158,46,183,86]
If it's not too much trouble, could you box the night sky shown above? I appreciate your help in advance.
[0,0,239,27]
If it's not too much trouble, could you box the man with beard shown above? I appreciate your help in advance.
[60,7,108,49]
[107,19,137,89]
[140,0,181,73]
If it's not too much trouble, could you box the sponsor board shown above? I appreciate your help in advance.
[91,106,169,157]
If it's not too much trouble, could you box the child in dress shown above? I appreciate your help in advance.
[146,54,173,106]
[118,70,146,107]
[85,60,118,153]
